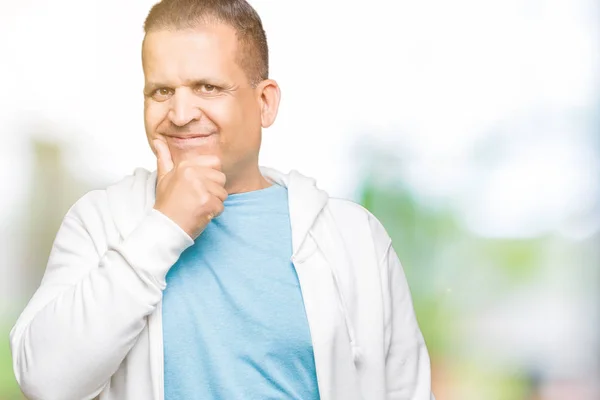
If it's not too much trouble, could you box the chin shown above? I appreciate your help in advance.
[172,145,222,164]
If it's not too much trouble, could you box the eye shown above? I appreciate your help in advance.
[151,88,174,102]
[195,84,220,95]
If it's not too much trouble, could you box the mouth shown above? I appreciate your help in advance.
[165,133,218,149]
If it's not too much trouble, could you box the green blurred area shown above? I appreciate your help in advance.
[357,170,590,399]
[0,324,21,399]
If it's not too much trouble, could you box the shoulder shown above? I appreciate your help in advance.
[64,168,153,237]
[65,190,109,226]
[105,167,153,195]
[327,197,392,257]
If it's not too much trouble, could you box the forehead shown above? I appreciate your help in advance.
[142,24,243,83]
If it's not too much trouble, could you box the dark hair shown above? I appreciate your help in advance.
[143,0,269,86]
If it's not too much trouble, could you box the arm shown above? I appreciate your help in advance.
[10,192,193,400]
[380,240,435,400]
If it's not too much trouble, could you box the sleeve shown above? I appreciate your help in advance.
[9,193,194,400]
[381,241,435,400]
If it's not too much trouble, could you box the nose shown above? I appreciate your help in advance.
[168,89,202,127]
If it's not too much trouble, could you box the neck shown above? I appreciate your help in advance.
[224,164,271,195]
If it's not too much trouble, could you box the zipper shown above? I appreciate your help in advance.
[149,301,165,400]
[157,301,165,400]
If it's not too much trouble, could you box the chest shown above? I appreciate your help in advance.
[162,216,312,352]
[160,220,318,398]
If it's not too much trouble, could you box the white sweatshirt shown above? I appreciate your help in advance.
[10,166,434,400]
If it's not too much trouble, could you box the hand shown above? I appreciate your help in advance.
[152,139,227,239]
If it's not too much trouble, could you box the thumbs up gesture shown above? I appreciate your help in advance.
[152,139,228,239]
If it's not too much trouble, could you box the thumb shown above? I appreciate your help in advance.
[154,139,174,180]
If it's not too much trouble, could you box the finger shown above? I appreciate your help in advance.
[201,168,227,187]
[207,198,225,220]
[154,140,174,180]
[204,180,228,203]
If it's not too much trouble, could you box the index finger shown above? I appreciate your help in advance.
[153,139,174,180]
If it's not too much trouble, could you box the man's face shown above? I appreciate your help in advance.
[142,23,263,174]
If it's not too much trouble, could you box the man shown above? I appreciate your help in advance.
[10,0,434,399]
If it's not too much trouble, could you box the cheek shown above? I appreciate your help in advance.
[207,96,260,131]
[202,99,239,130]
[144,102,168,133]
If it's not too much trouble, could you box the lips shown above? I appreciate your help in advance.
[170,133,213,139]
[165,133,218,149]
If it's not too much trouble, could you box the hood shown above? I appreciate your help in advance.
[259,166,329,255]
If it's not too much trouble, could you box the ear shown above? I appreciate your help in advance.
[256,79,281,128]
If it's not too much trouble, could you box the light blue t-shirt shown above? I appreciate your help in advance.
[162,184,320,400]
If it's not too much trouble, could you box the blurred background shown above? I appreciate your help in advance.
[0,0,598,398]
